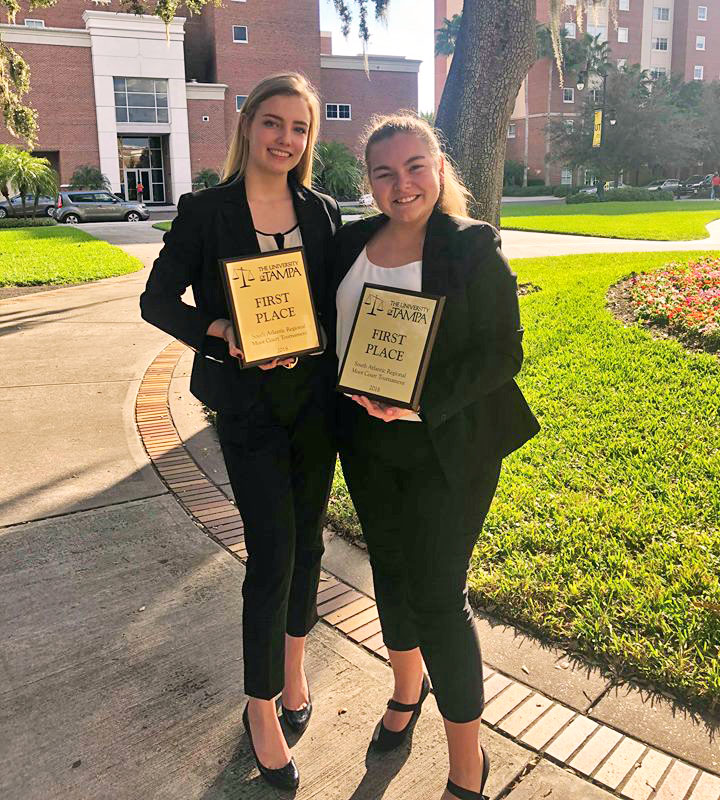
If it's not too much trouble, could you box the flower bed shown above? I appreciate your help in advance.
[629,257,720,349]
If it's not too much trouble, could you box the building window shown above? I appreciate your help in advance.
[584,172,597,186]
[587,24,607,42]
[618,27,629,43]
[561,168,573,185]
[619,0,629,9]
[698,6,708,21]
[694,65,704,80]
[113,77,169,124]
[564,119,574,132]
[562,88,575,104]
[326,103,351,120]
[650,66,667,79]
[507,123,516,138]
[653,7,670,21]
[236,95,248,111]
[653,37,668,51]
[696,35,706,51]
[24,18,45,27]
[232,25,248,43]
[590,88,602,104]
[564,22,576,39]
[117,135,165,203]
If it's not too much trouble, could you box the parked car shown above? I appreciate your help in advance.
[646,179,680,192]
[0,194,56,219]
[54,190,149,223]
[677,174,712,196]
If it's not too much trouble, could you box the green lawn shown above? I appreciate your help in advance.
[328,249,720,706]
[153,221,172,232]
[501,201,720,240]
[0,227,143,286]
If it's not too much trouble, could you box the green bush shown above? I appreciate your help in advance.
[566,188,675,204]
[69,165,110,190]
[553,186,576,197]
[606,187,674,202]
[527,177,546,186]
[566,192,602,204]
[0,217,57,228]
[503,185,556,197]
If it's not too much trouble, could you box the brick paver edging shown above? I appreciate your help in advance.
[135,341,720,800]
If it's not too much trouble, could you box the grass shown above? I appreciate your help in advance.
[153,221,171,232]
[328,249,720,707]
[500,201,720,241]
[0,227,143,286]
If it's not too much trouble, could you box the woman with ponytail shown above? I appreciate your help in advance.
[141,73,341,791]
[332,113,539,799]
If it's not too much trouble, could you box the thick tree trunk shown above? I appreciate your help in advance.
[435,0,536,226]
[523,77,529,186]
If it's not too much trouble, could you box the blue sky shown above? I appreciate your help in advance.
[319,0,435,112]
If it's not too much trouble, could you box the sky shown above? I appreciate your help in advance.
[318,0,436,113]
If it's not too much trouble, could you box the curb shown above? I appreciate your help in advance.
[135,341,720,800]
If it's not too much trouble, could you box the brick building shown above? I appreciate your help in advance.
[435,0,720,186]
[0,0,420,204]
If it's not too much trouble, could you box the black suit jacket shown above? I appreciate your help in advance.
[140,175,342,415]
[332,210,540,487]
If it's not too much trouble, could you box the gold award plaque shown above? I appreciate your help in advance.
[337,283,445,411]
[219,247,323,367]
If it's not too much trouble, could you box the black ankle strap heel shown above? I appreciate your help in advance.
[371,673,431,752]
[446,744,490,799]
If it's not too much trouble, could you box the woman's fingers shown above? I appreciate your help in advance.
[258,358,280,371]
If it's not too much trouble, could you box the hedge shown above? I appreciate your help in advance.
[0,217,58,229]
[503,185,557,197]
[566,188,675,204]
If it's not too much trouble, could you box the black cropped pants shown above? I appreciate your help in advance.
[338,398,501,723]
[217,364,336,700]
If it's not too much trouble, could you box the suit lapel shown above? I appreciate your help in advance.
[217,177,260,258]
[421,209,451,296]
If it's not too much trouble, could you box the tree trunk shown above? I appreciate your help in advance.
[544,60,553,186]
[435,0,536,226]
[523,77,529,187]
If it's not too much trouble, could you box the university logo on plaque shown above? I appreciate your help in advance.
[337,283,445,411]
[219,247,323,368]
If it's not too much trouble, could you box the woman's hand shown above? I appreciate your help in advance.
[351,395,417,422]
[221,320,245,361]
[207,318,296,369]
[258,357,298,371]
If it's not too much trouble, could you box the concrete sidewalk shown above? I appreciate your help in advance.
[1,222,718,799]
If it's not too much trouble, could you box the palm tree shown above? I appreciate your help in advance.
[0,144,18,217]
[193,168,220,189]
[69,165,110,190]
[313,141,362,199]
[435,14,462,56]
[11,150,58,219]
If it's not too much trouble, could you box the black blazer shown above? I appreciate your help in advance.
[332,210,540,487]
[140,175,342,416]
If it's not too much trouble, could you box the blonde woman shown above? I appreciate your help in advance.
[140,74,341,791]
[333,114,539,800]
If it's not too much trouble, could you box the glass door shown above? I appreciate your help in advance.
[124,169,152,202]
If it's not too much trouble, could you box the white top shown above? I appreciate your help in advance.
[336,246,423,422]
[255,223,303,253]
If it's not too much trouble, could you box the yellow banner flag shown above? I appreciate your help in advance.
[592,109,603,148]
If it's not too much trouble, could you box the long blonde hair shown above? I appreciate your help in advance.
[222,73,321,186]
[362,113,472,217]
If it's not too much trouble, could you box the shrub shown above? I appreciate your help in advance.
[606,187,674,202]
[629,257,720,348]
[0,217,57,229]
[553,185,575,197]
[527,177,545,186]
[503,185,556,197]
[193,168,220,190]
[566,192,601,203]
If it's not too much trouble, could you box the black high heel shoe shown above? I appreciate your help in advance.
[446,743,490,799]
[281,682,312,734]
[371,673,431,752]
[242,702,300,790]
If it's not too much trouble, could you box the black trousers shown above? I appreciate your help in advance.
[338,398,501,723]
[217,361,336,700]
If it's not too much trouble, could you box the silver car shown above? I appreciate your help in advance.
[55,190,149,223]
[0,194,56,218]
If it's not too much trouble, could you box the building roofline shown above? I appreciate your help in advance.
[321,53,421,73]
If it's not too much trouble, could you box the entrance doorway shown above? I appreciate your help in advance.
[117,136,166,203]
[125,169,152,202]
